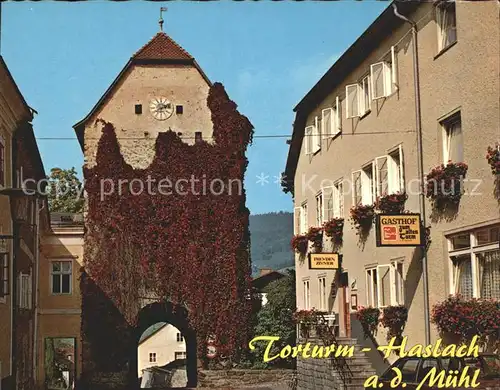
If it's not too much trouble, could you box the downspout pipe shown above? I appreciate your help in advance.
[392,3,431,346]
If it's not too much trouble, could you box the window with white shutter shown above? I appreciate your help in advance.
[352,171,362,207]
[377,265,391,308]
[442,113,463,163]
[300,202,308,234]
[323,187,334,221]
[391,46,398,90]
[19,273,31,309]
[315,192,323,226]
[333,180,344,218]
[360,76,371,114]
[304,126,314,155]
[366,268,378,307]
[370,62,391,99]
[346,84,359,119]
[303,279,311,309]
[313,116,321,153]
[388,145,405,193]
[390,261,405,306]
[375,156,389,198]
[322,108,333,139]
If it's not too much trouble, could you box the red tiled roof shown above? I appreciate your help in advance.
[133,32,193,61]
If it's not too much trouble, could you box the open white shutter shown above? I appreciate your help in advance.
[370,62,386,99]
[28,274,32,309]
[391,46,398,91]
[294,207,301,235]
[377,265,391,308]
[314,116,321,153]
[335,96,341,133]
[304,126,313,155]
[332,185,340,218]
[346,85,359,118]
[351,171,361,206]
[375,156,389,197]
[322,108,333,139]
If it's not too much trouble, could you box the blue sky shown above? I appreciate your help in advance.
[2,1,388,215]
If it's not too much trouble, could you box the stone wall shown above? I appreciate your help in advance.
[198,369,295,388]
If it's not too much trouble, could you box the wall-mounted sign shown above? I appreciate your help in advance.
[376,214,423,247]
[308,253,341,270]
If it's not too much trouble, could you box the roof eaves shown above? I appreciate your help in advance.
[0,56,33,122]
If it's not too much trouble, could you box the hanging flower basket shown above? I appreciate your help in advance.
[306,226,323,252]
[356,306,380,339]
[375,192,408,214]
[486,144,500,175]
[323,218,344,245]
[293,309,327,339]
[350,204,375,233]
[380,305,408,345]
[291,234,308,255]
[425,161,468,208]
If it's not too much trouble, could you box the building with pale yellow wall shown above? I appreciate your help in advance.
[38,213,84,389]
[137,323,186,377]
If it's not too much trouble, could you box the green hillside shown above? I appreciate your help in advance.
[249,211,294,276]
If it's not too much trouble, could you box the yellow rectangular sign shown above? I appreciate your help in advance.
[376,214,423,247]
[308,253,341,270]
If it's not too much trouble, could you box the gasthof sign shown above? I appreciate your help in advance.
[308,253,341,270]
[376,213,423,247]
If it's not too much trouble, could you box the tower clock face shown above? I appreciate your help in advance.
[149,97,174,121]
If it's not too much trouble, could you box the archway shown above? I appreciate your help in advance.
[132,302,197,388]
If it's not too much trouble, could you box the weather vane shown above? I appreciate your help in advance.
[159,7,167,32]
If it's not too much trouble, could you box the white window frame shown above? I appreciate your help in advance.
[375,156,389,198]
[313,116,321,154]
[323,187,334,221]
[304,126,314,156]
[390,260,405,306]
[388,145,405,194]
[442,113,463,163]
[366,268,378,308]
[50,261,73,295]
[360,75,371,114]
[361,162,376,205]
[318,276,327,311]
[18,273,32,309]
[370,59,394,100]
[315,192,323,226]
[448,226,500,299]
[345,84,359,119]
[300,202,308,234]
[323,96,341,136]
[303,279,311,309]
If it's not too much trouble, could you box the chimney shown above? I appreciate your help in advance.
[259,268,273,277]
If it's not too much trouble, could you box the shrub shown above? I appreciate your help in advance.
[425,161,468,208]
[375,192,408,214]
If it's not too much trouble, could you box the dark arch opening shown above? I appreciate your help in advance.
[131,302,197,388]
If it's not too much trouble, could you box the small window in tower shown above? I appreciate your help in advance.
[176,105,184,115]
[195,132,203,144]
[135,104,142,115]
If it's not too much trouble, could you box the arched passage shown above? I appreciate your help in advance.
[131,302,197,388]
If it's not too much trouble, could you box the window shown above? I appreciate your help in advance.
[400,358,420,383]
[323,187,334,221]
[176,105,184,115]
[304,126,314,155]
[315,192,323,226]
[375,145,405,197]
[449,225,500,300]
[18,273,31,309]
[370,62,392,100]
[312,116,321,154]
[134,104,142,115]
[436,1,457,52]
[366,268,378,307]
[321,97,341,138]
[0,252,9,298]
[149,352,157,363]
[361,75,371,114]
[0,135,5,187]
[51,261,72,294]
[442,113,463,163]
[175,351,186,360]
[352,171,362,207]
[303,280,310,309]
[318,277,327,311]
[361,163,375,205]
[176,332,184,342]
[300,202,308,234]
[367,262,404,308]
[195,131,203,144]
[333,180,344,218]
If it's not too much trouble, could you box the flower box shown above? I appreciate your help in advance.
[290,234,308,255]
[375,193,408,214]
[350,204,375,233]
[355,306,380,339]
[323,218,344,245]
[486,144,500,175]
[425,161,468,208]
[380,305,408,344]
[306,226,323,252]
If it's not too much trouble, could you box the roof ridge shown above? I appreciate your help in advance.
[132,32,193,61]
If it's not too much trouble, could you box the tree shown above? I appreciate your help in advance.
[252,270,296,368]
[47,167,84,213]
